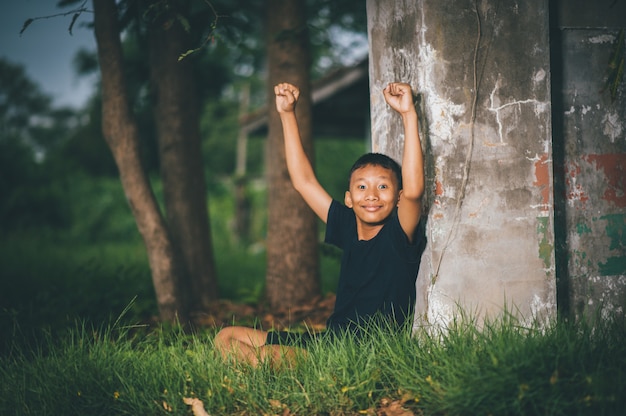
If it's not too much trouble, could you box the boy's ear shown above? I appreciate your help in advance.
[344,191,353,208]
[397,189,403,206]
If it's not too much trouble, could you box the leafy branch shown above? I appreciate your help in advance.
[178,0,225,61]
[20,0,91,36]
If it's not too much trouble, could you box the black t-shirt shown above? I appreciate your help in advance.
[324,200,424,333]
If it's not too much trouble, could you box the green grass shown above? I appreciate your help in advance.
[1,311,624,415]
[0,235,156,339]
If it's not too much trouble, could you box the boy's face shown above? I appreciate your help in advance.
[345,164,401,225]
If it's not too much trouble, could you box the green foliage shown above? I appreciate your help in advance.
[0,58,51,134]
[50,108,120,177]
[0,134,361,336]
[0,140,71,232]
[0,135,362,332]
[201,99,242,176]
[1,311,624,415]
[0,57,112,232]
[315,138,366,200]
[1,172,146,242]
[206,181,267,303]
[0,236,154,337]
[64,174,144,243]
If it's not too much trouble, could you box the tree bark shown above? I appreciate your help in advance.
[265,0,320,309]
[93,0,189,324]
[148,1,219,312]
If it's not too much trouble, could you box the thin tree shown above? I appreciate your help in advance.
[265,0,320,309]
[147,0,219,312]
[93,0,189,323]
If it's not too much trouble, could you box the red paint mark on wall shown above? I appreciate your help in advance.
[433,179,444,208]
[567,162,581,178]
[564,162,589,206]
[584,154,626,207]
[533,154,551,205]
[435,179,444,196]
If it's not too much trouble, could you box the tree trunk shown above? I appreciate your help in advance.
[265,0,320,309]
[148,2,219,313]
[93,0,189,324]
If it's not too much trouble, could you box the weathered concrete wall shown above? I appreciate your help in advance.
[367,0,557,327]
[555,5,626,319]
[558,0,626,29]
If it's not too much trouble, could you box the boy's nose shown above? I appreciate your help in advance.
[365,190,378,200]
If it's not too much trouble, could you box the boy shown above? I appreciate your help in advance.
[214,82,425,367]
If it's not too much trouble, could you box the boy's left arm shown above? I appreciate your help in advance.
[383,83,425,242]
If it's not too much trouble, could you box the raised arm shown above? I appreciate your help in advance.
[275,83,332,222]
[383,82,425,242]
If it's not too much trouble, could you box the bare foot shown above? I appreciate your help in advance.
[183,397,210,416]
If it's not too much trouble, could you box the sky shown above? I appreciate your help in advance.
[0,2,369,111]
[0,0,97,109]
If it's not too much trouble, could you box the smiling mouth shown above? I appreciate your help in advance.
[363,205,382,212]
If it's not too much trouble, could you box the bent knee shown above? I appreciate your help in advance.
[214,326,268,349]
[214,326,236,349]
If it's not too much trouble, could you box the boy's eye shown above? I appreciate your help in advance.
[358,185,366,190]
[379,184,388,189]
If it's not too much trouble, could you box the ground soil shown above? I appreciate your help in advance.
[191,293,337,332]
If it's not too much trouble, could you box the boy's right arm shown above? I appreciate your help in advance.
[275,83,332,223]
[383,82,424,242]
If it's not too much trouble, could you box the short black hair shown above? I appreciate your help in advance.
[348,153,402,189]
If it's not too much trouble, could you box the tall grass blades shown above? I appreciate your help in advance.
[1,311,625,415]
[383,311,626,415]
[0,237,155,354]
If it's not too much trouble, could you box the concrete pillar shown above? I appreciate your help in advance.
[554,1,626,319]
[367,0,556,327]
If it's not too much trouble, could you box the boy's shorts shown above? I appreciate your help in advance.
[265,330,330,349]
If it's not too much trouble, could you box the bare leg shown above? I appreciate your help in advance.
[183,328,300,414]
[214,326,302,368]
